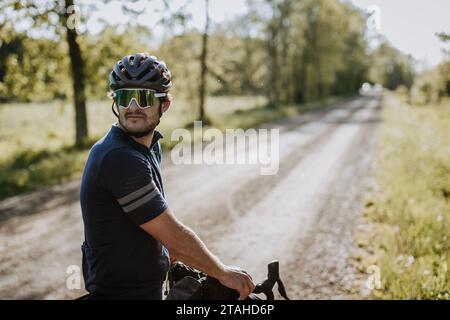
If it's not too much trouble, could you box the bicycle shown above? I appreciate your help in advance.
[165,260,290,300]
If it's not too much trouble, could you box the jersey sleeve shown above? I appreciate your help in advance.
[100,148,168,225]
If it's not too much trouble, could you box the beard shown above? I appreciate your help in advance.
[119,111,160,138]
[126,123,158,138]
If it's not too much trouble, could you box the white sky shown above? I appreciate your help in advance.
[350,0,450,67]
[83,0,450,66]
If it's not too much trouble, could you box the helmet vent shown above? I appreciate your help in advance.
[120,67,131,79]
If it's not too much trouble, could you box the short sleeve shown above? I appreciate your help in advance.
[100,148,168,225]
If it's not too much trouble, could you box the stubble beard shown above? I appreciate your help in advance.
[120,112,160,138]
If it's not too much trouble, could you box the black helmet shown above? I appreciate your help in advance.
[109,53,172,92]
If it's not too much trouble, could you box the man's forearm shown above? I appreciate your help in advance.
[169,224,225,279]
[139,209,227,279]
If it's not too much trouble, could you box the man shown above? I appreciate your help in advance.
[79,53,255,300]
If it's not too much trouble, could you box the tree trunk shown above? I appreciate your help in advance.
[63,0,88,147]
[243,33,253,94]
[198,0,209,123]
[267,22,278,108]
[279,0,292,104]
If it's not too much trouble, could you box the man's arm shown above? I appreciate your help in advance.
[139,208,255,299]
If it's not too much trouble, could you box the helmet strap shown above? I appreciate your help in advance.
[111,101,120,118]
[158,99,163,118]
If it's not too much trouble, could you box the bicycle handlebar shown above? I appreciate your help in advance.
[167,260,289,300]
[252,260,289,300]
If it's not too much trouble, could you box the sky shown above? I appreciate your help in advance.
[350,0,450,67]
[84,0,450,67]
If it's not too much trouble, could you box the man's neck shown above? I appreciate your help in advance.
[117,123,154,149]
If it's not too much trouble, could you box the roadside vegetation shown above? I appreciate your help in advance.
[355,91,450,299]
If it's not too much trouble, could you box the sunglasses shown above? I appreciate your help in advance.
[112,89,167,109]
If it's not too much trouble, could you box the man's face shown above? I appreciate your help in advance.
[117,98,161,135]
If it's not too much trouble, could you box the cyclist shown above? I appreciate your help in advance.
[79,53,255,300]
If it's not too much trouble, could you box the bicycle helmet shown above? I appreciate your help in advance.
[109,53,172,92]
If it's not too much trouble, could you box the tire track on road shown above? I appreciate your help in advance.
[281,98,381,299]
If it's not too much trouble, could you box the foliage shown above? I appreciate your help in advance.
[0,0,396,105]
[356,92,450,299]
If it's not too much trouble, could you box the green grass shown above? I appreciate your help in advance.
[212,95,345,130]
[355,92,450,299]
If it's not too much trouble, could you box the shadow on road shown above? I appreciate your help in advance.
[0,180,80,224]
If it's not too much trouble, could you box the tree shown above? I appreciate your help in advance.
[62,0,88,147]
[437,32,450,96]
[198,0,210,123]
[0,0,89,146]
[246,0,295,106]
[436,32,450,43]
[368,39,414,91]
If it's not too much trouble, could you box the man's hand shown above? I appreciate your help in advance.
[217,266,255,300]
[169,254,178,264]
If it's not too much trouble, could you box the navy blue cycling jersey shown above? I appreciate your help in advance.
[80,124,169,296]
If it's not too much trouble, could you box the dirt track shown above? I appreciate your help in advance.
[0,95,381,299]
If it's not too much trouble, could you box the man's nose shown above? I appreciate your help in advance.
[128,98,140,110]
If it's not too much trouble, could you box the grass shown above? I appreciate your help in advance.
[355,91,450,299]
[213,95,346,130]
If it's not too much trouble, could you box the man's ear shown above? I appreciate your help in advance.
[161,100,171,114]
[161,94,172,114]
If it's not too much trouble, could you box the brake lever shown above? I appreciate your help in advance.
[276,279,290,300]
[252,260,278,300]
[252,260,289,300]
